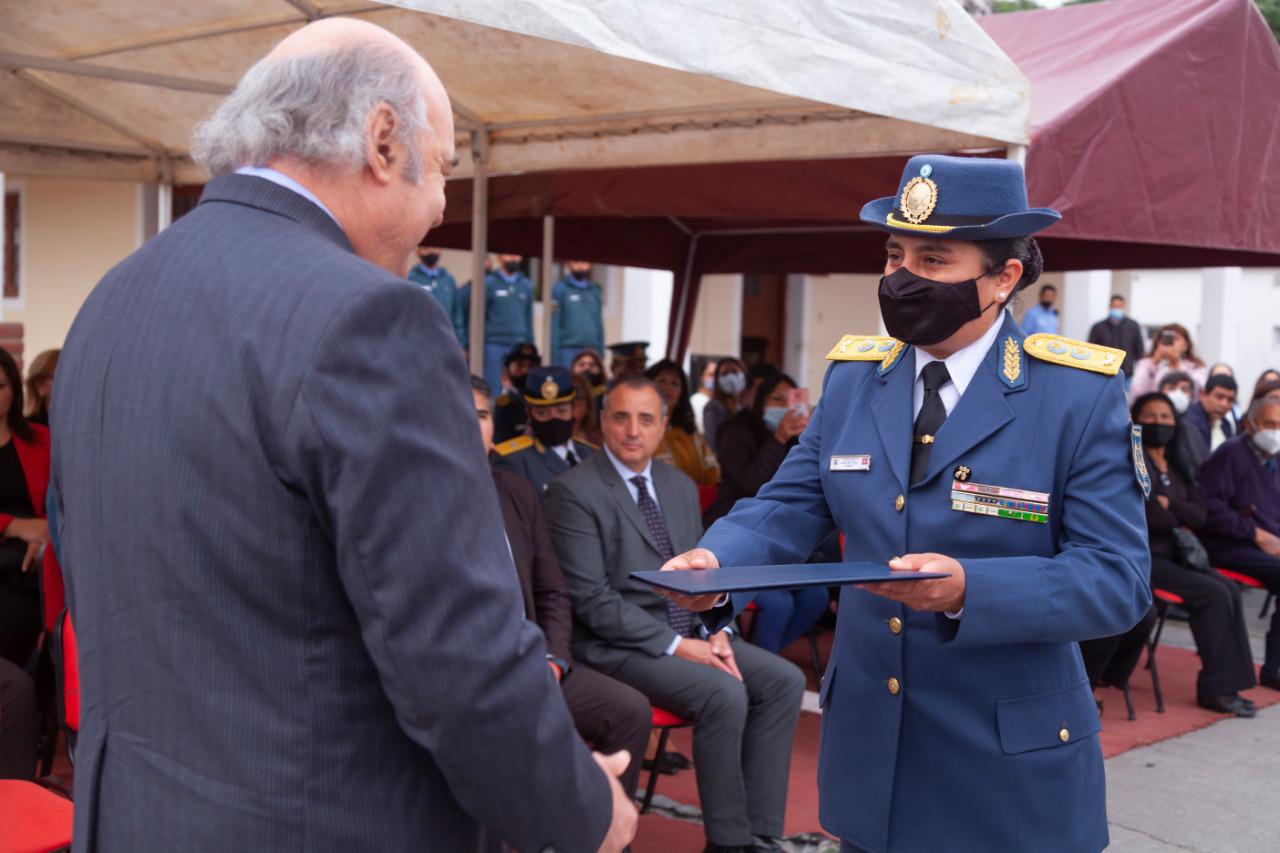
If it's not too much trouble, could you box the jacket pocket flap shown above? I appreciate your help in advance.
[996,679,1100,755]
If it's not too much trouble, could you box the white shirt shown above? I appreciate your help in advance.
[912,309,1008,419]
[235,166,339,224]
[910,312,1007,620]
[549,443,578,465]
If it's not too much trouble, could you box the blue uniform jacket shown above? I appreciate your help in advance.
[407,264,466,345]
[493,437,597,498]
[550,276,605,355]
[700,313,1151,853]
[459,271,534,347]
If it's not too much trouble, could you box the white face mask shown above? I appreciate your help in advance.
[1166,389,1191,414]
[718,372,746,395]
[1252,429,1280,457]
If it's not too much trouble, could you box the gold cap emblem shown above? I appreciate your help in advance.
[899,177,938,225]
[541,377,559,400]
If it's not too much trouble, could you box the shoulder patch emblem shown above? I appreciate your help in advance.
[494,435,534,457]
[1024,334,1124,376]
[826,334,901,361]
[877,340,907,376]
[1131,424,1152,498]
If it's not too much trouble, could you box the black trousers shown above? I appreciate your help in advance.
[560,663,652,797]
[0,656,36,780]
[0,582,40,667]
[1079,606,1157,690]
[1211,549,1280,676]
[1150,556,1257,696]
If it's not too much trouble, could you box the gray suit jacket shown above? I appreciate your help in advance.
[50,175,609,852]
[544,449,702,669]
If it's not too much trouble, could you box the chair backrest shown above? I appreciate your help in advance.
[54,609,79,739]
[40,547,66,637]
[697,484,717,515]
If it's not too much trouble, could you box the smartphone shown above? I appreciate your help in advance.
[787,387,810,416]
[1159,332,1176,346]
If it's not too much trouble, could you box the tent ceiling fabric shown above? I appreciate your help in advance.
[0,0,1028,182]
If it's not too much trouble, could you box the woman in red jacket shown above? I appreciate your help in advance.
[0,348,50,667]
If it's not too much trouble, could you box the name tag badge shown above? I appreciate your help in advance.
[495,289,510,297]
[569,294,581,302]
[829,454,871,472]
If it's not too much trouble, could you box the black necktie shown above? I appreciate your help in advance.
[564,448,577,467]
[911,361,951,485]
[631,475,693,636]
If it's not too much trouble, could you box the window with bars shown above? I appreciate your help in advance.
[3,191,18,300]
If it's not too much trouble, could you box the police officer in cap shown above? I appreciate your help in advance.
[660,155,1152,852]
[494,365,598,496]
[607,341,649,381]
[493,342,540,444]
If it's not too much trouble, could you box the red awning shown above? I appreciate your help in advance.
[430,0,1280,357]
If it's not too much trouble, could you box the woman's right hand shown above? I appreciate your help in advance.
[4,517,48,545]
[773,410,809,444]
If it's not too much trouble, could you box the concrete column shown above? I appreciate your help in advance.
[1059,270,1111,340]
[620,267,673,360]
[0,170,5,319]
[784,273,809,388]
[1199,267,1243,369]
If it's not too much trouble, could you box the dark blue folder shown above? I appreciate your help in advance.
[630,562,950,595]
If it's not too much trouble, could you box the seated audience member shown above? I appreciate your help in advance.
[1130,323,1207,398]
[471,377,651,794]
[1199,396,1280,692]
[494,366,596,497]
[570,373,604,448]
[1184,374,1238,458]
[492,342,541,443]
[646,359,720,486]
[545,376,804,853]
[607,342,649,381]
[703,357,747,454]
[1249,370,1280,406]
[571,348,607,399]
[0,657,36,779]
[23,349,59,428]
[690,357,718,434]
[704,373,827,655]
[0,349,50,667]
[1088,394,1257,715]
[1158,370,1206,468]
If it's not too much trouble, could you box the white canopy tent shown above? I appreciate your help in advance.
[0,0,1029,370]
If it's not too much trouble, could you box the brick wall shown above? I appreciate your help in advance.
[0,322,24,372]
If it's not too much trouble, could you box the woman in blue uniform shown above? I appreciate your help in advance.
[662,155,1152,853]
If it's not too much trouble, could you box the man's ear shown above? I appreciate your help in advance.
[364,103,399,185]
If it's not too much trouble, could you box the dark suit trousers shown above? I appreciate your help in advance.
[1207,547,1280,675]
[603,636,805,845]
[560,664,652,796]
[1150,557,1257,695]
[1079,606,1156,689]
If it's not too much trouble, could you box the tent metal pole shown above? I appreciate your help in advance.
[540,214,555,365]
[157,156,173,232]
[0,170,6,315]
[668,233,700,361]
[469,129,490,375]
[1005,143,1027,166]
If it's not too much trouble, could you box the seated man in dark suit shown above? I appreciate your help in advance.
[473,376,651,795]
[495,365,597,497]
[1200,395,1280,691]
[1184,373,1238,459]
[546,376,805,853]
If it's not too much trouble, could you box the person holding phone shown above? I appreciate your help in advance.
[1129,322,1207,399]
[657,155,1151,852]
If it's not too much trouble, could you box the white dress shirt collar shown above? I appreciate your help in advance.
[603,445,658,507]
[235,166,339,225]
[912,310,1008,417]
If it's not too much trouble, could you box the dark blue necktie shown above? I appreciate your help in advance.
[631,475,693,636]
[911,361,951,485]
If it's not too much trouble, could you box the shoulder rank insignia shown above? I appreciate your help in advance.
[1131,424,1152,498]
[1024,334,1124,376]
[495,393,513,407]
[576,438,599,450]
[994,334,1027,390]
[826,335,901,362]
[494,435,533,457]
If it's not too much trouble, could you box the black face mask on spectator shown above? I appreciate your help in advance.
[509,371,529,391]
[584,370,604,387]
[571,269,590,281]
[503,261,521,274]
[530,416,574,448]
[1141,423,1176,449]
[421,252,440,267]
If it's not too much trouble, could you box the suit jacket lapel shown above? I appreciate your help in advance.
[871,350,916,490]
[594,452,662,555]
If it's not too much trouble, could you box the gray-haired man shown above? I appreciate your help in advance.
[51,17,632,853]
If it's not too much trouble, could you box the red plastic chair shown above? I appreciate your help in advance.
[53,610,80,761]
[1145,587,1184,714]
[0,780,72,853]
[640,707,693,814]
[696,484,717,515]
[1216,567,1275,619]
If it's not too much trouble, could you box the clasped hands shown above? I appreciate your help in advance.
[657,548,967,615]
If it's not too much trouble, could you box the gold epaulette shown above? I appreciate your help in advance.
[495,393,513,407]
[575,438,599,450]
[494,435,533,457]
[826,335,902,361]
[1024,334,1124,376]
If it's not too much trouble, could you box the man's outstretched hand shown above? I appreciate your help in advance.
[656,548,723,612]
[592,750,637,853]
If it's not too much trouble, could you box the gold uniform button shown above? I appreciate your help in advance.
[1059,727,1070,742]
[894,494,905,512]
[887,677,901,695]
[888,616,903,635]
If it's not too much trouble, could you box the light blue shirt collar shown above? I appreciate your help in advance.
[235,166,339,225]
[603,444,659,509]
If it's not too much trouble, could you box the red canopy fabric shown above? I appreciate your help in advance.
[430,0,1280,358]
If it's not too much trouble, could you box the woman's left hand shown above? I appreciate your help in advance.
[864,553,966,613]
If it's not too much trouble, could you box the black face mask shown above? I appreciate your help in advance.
[584,370,604,387]
[509,371,528,391]
[571,269,590,281]
[421,252,440,267]
[877,267,997,347]
[503,261,521,274]
[530,416,575,448]
[1141,422,1176,449]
